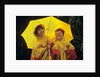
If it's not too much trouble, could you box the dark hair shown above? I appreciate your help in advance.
[34,24,45,36]
[55,28,65,34]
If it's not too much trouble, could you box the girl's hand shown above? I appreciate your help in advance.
[47,40,51,45]
[46,40,51,49]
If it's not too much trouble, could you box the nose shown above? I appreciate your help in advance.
[42,30,44,33]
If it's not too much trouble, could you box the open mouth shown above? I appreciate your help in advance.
[57,35,61,37]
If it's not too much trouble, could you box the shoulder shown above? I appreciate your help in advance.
[66,42,75,49]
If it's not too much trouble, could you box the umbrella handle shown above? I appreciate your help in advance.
[49,49,51,56]
[48,49,52,60]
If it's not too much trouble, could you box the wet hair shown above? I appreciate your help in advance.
[55,28,65,34]
[34,24,45,36]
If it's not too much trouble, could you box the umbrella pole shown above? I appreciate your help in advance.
[48,49,52,60]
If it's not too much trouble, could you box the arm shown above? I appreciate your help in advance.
[32,42,47,59]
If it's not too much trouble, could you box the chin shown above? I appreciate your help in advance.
[57,38,61,40]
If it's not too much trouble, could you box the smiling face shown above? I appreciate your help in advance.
[34,25,45,37]
[37,28,45,37]
[55,30,64,41]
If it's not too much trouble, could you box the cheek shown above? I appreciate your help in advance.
[61,35,63,38]
[61,34,64,38]
[42,30,45,33]
[37,31,41,34]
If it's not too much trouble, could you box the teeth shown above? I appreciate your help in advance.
[57,35,61,37]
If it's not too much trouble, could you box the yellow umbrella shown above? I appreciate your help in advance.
[21,16,73,49]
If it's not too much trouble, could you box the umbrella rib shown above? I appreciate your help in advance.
[36,21,42,24]
[48,17,52,29]
[65,33,74,39]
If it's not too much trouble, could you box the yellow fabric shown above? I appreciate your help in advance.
[21,16,73,49]
[32,35,50,60]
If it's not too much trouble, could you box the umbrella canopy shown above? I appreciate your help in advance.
[21,16,73,49]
